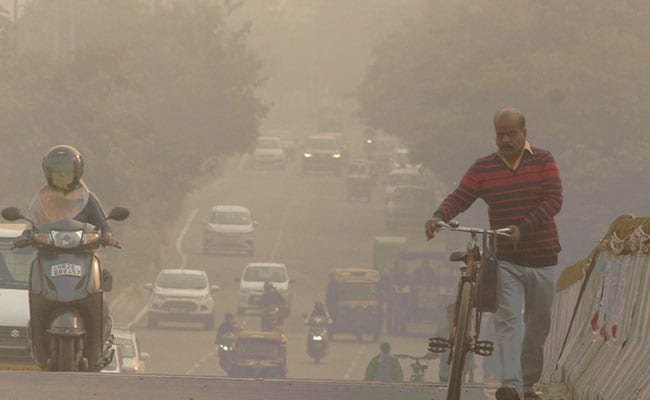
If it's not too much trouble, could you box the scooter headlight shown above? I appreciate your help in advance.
[51,230,83,248]
[219,344,232,351]
[312,335,323,341]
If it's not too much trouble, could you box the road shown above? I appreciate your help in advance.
[1,133,500,399]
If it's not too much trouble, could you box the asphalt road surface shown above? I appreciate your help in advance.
[1,133,500,399]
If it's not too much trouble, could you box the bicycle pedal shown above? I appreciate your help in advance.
[428,337,451,353]
[472,340,494,356]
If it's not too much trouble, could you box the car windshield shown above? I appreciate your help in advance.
[337,282,377,301]
[211,211,251,225]
[388,173,424,186]
[157,273,207,289]
[257,137,282,149]
[306,137,338,150]
[243,266,286,282]
[236,339,280,359]
[0,241,34,289]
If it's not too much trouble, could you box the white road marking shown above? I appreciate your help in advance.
[343,344,367,379]
[177,208,198,269]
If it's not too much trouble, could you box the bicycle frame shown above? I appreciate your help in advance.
[428,220,511,400]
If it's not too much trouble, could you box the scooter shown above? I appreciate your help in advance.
[304,314,330,363]
[2,206,128,371]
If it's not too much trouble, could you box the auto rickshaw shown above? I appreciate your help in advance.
[325,268,383,342]
[227,331,287,378]
[346,159,376,201]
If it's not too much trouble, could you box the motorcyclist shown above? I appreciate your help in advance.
[14,145,119,248]
[13,145,118,345]
[364,342,404,382]
[308,301,331,323]
[215,312,242,344]
[261,281,286,312]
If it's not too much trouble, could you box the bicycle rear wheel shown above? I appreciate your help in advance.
[447,280,472,400]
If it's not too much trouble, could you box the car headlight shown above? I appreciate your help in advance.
[312,336,323,341]
[332,154,341,158]
[303,153,312,158]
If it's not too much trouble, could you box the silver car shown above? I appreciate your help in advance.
[203,205,256,256]
[145,269,219,330]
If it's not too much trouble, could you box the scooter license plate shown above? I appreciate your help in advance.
[51,263,83,277]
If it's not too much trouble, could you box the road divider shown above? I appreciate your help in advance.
[540,215,650,400]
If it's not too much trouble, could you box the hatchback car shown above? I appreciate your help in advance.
[384,168,426,202]
[111,325,150,374]
[145,269,219,330]
[203,205,256,256]
[237,263,292,315]
[253,136,286,169]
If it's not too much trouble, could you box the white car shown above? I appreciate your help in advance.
[203,205,256,256]
[0,223,34,366]
[237,263,292,315]
[145,269,219,330]
[111,325,150,374]
[253,136,286,169]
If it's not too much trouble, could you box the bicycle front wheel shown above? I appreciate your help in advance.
[447,280,472,400]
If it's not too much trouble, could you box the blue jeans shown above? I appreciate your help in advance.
[494,260,557,398]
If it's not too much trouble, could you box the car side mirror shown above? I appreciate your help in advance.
[144,283,153,291]
[210,285,220,294]
[107,207,130,221]
[102,269,113,292]
[253,220,259,227]
[139,352,151,360]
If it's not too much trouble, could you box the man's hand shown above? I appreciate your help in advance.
[425,218,443,241]
[506,225,521,245]
[101,232,119,247]
[13,235,31,248]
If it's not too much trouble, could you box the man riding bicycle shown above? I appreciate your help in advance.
[426,108,563,400]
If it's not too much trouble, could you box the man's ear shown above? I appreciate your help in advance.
[522,127,528,138]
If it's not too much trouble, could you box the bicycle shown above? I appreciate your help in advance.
[427,220,512,400]
[394,353,435,383]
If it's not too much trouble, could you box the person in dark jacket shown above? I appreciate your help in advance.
[425,108,562,400]
[364,342,404,382]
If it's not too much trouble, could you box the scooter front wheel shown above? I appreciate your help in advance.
[57,336,78,371]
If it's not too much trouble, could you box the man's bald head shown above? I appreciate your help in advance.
[493,107,526,129]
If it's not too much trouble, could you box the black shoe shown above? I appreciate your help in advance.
[495,387,520,400]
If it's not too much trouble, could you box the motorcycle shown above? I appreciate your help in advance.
[261,306,282,332]
[304,314,330,363]
[1,206,129,372]
[216,330,238,373]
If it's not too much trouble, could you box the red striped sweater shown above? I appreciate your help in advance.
[433,146,562,267]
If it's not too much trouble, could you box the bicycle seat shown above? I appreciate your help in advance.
[449,250,467,262]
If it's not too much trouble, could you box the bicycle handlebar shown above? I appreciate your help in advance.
[435,220,513,238]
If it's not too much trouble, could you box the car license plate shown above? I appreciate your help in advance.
[51,263,83,277]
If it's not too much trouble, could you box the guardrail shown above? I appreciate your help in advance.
[540,216,650,400]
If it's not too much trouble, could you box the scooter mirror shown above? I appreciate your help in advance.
[1,207,24,222]
[107,207,130,221]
